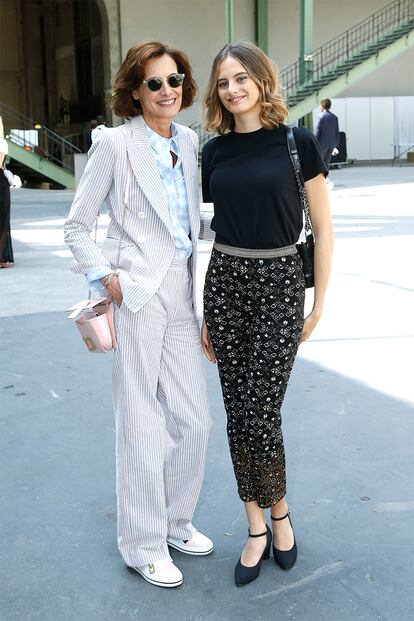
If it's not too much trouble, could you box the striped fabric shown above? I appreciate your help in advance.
[113,259,211,567]
[64,115,213,314]
[64,115,213,568]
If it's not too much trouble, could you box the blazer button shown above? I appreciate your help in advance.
[137,235,145,244]
[138,211,145,219]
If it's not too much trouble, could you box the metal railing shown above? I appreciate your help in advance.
[280,0,414,105]
[189,122,213,157]
[0,101,81,173]
[392,142,414,165]
[62,132,85,152]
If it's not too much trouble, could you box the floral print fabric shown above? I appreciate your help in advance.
[204,249,305,508]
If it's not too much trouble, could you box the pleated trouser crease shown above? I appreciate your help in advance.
[113,258,212,567]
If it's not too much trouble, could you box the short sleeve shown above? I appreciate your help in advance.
[201,138,218,203]
[293,127,328,181]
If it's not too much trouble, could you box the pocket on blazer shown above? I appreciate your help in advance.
[104,236,136,249]
[102,237,139,272]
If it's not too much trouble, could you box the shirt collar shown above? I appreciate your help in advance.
[145,121,179,154]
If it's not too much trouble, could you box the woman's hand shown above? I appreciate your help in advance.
[301,173,333,345]
[201,318,216,363]
[300,309,322,343]
[101,275,123,305]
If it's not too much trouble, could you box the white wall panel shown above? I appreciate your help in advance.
[369,98,394,159]
[344,99,370,160]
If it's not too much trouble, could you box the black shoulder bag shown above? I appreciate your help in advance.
[286,125,315,288]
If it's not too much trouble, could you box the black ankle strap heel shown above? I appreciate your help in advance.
[234,525,272,586]
[271,512,297,571]
[271,511,290,522]
[248,529,268,538]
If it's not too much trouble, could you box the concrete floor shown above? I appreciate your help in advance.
[0,165,413,621]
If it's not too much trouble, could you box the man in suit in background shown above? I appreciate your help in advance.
[314,98,339,172]
[85,119,97,151]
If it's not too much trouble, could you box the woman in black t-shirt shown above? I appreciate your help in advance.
[201,42,333,586]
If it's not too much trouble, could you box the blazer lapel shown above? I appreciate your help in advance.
[177,130,200,242]
[121,116,172,231]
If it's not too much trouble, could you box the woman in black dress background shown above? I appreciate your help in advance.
[201,43,333,586]
[0,122,14,269]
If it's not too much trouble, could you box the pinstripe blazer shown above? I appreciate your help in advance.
[64,115,213,314]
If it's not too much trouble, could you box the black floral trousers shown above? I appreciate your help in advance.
[204,249,305,508]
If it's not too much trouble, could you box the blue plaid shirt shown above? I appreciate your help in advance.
[146,121,192,259]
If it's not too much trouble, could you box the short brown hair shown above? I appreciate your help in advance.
[110,41,197,118]
[203,42,288,134]
[320,98,332,110]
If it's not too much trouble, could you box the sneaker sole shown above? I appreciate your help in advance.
[167,540,214,556]
[127,566,183,588]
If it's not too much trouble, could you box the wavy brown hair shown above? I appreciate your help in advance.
[203,42,288,134]
[110,41,197,118]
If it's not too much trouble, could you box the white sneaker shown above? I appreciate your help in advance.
[128,558,183,588]
[167,524,213,556]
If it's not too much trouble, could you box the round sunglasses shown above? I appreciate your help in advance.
[142,73,185,92]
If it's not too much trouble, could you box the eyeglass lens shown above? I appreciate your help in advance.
[145,73,185,91]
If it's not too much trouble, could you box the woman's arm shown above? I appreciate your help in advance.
[301,172,333,342]
[199,141,216,241]
[64,131,115,274]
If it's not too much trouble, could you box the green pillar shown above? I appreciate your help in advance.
[255,0,268,54]
[225,0,234,43]
[299,0,313,83]
[299,0,314,129]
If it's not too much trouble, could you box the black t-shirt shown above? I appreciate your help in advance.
[202,124,327,249]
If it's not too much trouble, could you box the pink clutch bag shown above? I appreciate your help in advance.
[67,298,116,353]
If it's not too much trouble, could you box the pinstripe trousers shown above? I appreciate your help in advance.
[112,258,212,567]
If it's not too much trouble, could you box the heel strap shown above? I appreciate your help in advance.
[271,511,289,522]
[248,528,268,538]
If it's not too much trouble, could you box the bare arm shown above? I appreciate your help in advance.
[301,173,333,342]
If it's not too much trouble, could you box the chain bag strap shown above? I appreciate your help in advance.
[113,161,132,273]
[286,125,315,288]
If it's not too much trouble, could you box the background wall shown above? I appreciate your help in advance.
[1,0,413,157]
[116,0,414,126]
[0,0,25,113]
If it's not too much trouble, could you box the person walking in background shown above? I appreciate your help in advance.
[201,42,333,587]
[85,119,98,151]
[91,114,106,144]
[0,117,14,269]
[64,41,213,589]
[314,98,339,172]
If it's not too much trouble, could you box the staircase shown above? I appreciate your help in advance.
[0,102,80,189]
[283,0,414,121]
[191,0,414,148]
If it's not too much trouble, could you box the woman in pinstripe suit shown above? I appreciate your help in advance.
[64,42,213,588]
